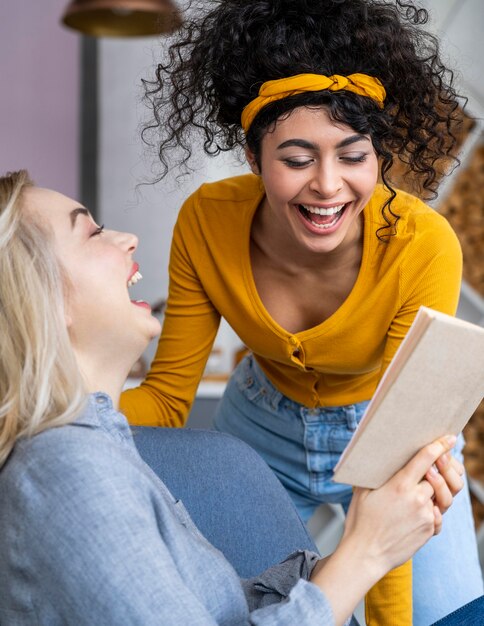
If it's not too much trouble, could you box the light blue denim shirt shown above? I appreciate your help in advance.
[0,393,338,625]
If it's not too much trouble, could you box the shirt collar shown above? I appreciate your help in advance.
[73,392,134,444]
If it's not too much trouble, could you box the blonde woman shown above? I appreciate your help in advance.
[0,171,479,626]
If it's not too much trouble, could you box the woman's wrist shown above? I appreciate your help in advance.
[310,536,386,625]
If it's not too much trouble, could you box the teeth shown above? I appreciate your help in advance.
[309,216,340,229]
[127,270,142,287]
[301,203,345,216]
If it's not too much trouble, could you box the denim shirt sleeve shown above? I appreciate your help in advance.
[242,550,349,625]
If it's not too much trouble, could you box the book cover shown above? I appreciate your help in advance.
[333,306,484,489]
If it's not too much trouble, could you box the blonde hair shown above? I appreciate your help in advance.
[0,171,85,467]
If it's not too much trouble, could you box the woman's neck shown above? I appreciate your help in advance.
[73,349,135,409]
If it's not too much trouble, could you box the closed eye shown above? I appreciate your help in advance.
[283,159,313,168]
[340,154,368,163]
[91,224,105,236]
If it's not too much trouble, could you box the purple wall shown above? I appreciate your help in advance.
[0,0,80,197]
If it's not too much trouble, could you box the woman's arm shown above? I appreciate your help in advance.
[380,214,463,375]
[242,437,463,625]
[120,203,221,427]
[310,436,462,625]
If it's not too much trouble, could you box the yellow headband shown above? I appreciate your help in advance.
[241,73,386,133]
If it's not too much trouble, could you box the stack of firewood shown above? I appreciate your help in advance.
[438,141,484,296]
[438,140,484,529]
[462,405,484,528]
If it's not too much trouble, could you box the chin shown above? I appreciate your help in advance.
[132,310,162,341]
[148,318,162,339]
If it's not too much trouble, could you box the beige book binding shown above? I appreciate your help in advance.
[333,306,484,489]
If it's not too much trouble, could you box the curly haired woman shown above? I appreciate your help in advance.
[121,2,484,623]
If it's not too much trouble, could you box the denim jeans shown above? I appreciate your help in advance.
[214,354,484,625]
[431,595,484,625]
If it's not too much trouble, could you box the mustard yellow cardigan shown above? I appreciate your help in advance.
[122,174,461,425]
[121,174,462,625]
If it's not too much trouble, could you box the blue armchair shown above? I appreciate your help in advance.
[133,427,317,578]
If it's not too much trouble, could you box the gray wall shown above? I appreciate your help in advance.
[98,37,248,367]
[423,0,484,112]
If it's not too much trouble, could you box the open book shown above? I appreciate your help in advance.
[333,306,484,489]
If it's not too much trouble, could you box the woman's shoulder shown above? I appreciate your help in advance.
[174,173,264,246]
[0,421,138,506]
[370,184,458,241]
[199,172,263,200]
[181,172,263,214]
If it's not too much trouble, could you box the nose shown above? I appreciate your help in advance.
[111,229,138,253]
[308,161,343,198]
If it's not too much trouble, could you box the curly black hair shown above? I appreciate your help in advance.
[142,0,465,238]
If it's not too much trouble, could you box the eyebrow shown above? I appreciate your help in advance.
[70,207,91,229]
[277,134,370,151]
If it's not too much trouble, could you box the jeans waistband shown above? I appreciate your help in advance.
[242,354,285,411]
[242,354,365,430]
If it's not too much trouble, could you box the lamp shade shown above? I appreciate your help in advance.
[61,0,182,37]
